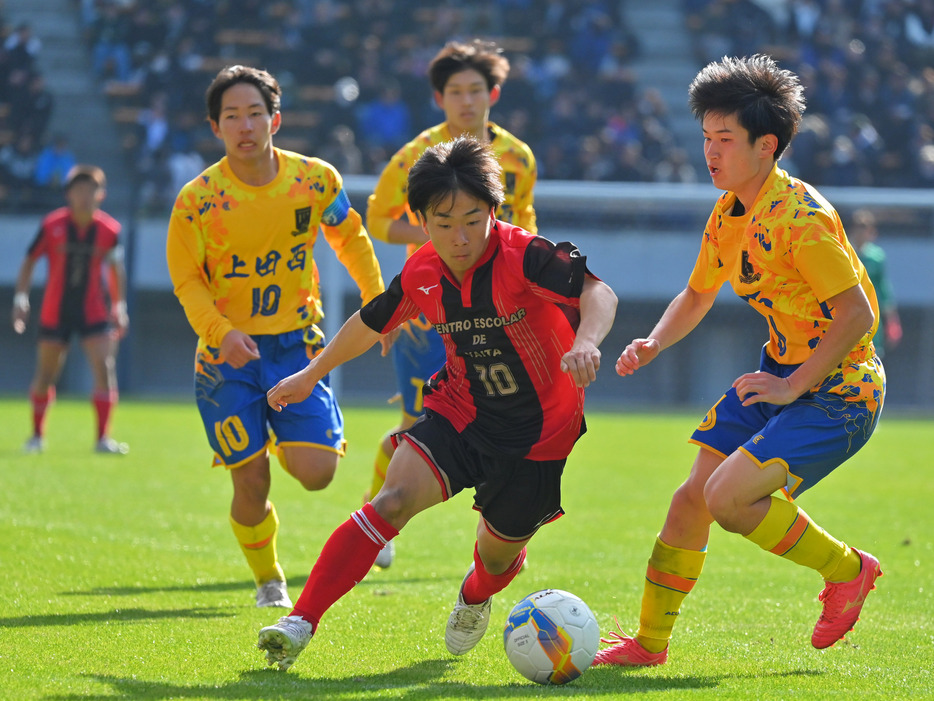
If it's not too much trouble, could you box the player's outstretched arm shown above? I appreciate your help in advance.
[616,285,717,376]
[561,277,617,388]
[267,311,384,411]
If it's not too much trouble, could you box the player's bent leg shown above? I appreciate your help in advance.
[597,449,719,666]
[229,455,289,604]
[703,450,787,536]
[369,413,418,569]
[368,430,398,569]
[280,444,339,491]
[370,440,446,530]
[261,442,441,671]
[447,534,528,656]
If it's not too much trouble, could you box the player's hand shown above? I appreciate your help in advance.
[616,338,660,376]
[379,327,401,357]
[561,341,601,388]
[220,329,261,368]
[885,317,902,350]
[111,300,129,339]
[12,292,29,334]
[267,365,318,412]
[732,370,798,407]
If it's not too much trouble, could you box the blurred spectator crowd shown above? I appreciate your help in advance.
[0,17,74,210]
[4,0,934,213]
[686,0,934,188]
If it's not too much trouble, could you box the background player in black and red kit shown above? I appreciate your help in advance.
[11,165,130,455]
[256,137,618,672]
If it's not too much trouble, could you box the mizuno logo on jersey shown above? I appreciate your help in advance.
[418,284,439,294]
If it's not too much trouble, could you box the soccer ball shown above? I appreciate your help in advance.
[503,589,600,685]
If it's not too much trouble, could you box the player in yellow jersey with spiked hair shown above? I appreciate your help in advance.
[364,39,537,568]
[166,65,384,609]
[596,55,885,666]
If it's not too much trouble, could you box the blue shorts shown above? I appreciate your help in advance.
[194,328,345,468]
[690,348,882,497]
[390,316,446,419]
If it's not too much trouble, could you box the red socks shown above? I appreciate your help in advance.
[291,502,399,629]
[30,387,55,437]
[462,543,527,605]
[92,389,117,440]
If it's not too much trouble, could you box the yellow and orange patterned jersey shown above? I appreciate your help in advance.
[366,121,537,256]
[167,149,384,352]
[689,164,883,403]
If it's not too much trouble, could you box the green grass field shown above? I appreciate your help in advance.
[0,398,931,700]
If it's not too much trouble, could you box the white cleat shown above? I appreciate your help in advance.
[23,436,45,454]
[95,437,129,454]
[374,540,395,569]
[258,615,313,671]
[445,564,492,655]
[255,579,293,608]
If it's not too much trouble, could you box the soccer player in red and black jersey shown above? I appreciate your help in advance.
[256,137,618,672]
[11,165,129,455]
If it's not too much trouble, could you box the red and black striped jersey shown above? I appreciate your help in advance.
[27,207,121,328]
[360,221,593,461]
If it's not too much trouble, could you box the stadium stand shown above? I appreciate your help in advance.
[1,0,931,214]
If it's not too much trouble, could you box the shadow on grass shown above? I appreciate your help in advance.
[0,606,235,628]
[46,661,824,700]
[61,573,450,598]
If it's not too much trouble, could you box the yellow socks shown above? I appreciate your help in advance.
[230,504,284,585]
[745,496,860,582]
[637,537,707,653]
[368,433,393,499]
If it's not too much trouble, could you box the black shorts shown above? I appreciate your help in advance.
[39,310,110,343]
[396,410,566,541]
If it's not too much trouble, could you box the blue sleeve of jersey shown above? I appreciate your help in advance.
[321,188,351,227]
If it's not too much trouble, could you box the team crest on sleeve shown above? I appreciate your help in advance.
[291,207,312,236]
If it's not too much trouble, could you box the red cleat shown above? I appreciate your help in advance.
[812,549,882,649]
[592,622,668,667]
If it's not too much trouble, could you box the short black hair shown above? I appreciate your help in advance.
[688,54,805,159]
[407,137,505,217]
[65,164,106,191]
[428,39,509,94]
[205,65,281,123]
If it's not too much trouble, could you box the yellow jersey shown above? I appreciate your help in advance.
[689,164,883,404]
[366,121,537,257]
[167,148,384,352]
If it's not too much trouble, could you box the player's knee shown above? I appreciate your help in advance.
[233,469,271,503]
[671,479,706,517]
[702,480,743,533]
[280,448,339,491]
[294,462,336,491]
[370,486,415,527]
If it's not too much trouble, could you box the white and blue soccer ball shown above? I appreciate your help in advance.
[503,589,600,685]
